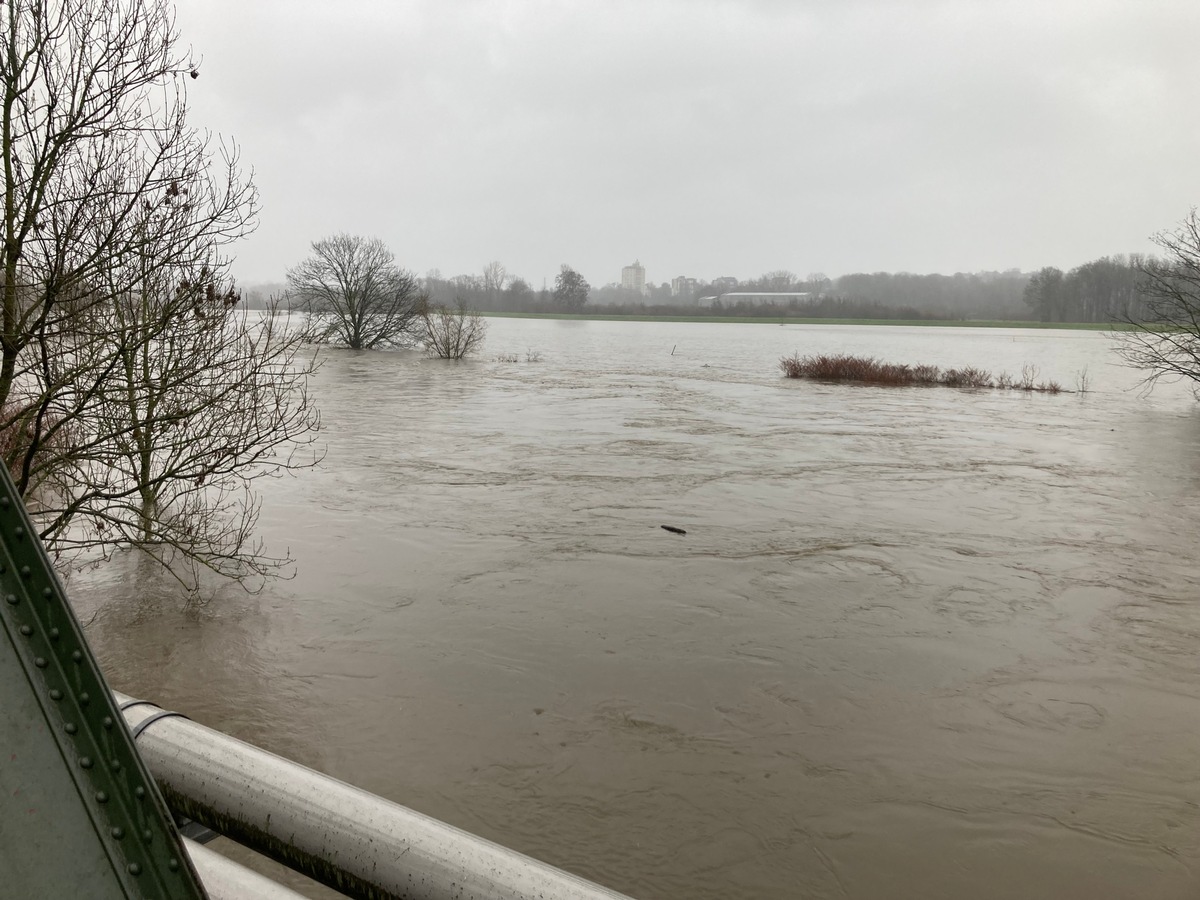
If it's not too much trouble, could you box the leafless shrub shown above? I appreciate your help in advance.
[959,367,994,388]
[781,354,1063,395]
[780,354,805,378]
[940,368,995,389]
[780,354,915,384]
[912,364,941,384]
[422,300,488,359]
[940,368,963,386]
[496,352,519,363]
[1075,366,1092,393]
[525,349,544,363]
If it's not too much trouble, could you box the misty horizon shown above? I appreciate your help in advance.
[173,0,1198,289]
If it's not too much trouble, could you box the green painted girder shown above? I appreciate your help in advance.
[0,466,208,899]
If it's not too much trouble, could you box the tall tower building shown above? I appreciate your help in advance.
[621,260,647,296]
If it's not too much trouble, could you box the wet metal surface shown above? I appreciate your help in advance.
[120,690,635,900]
[73,321,1200,899]
[0,464,206,900]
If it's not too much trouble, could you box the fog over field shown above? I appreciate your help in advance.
[174,0,1200,288]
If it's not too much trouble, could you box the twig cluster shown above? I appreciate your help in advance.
[421,300,488,359]
[0,0,321,592]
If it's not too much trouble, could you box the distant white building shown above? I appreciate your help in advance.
[621,260,647,296]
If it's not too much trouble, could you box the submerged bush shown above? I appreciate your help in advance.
[421,300,487,359]
[780,353,1067,394]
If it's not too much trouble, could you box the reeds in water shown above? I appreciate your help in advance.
[780,354,1063,393]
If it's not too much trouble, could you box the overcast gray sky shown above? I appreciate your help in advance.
[173,0,1200,289]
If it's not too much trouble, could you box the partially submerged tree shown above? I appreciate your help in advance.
[0,0,320,588]
[421,300,487,359]
[287,234,425,349]
[44,270,320,587]
[1118,210,1200,394]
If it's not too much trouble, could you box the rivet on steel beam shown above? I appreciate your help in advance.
[14,527,24,539]
[48,627,59,640]
[4,594,16,605]
[102,716,114,728]
[168,859,180,872]
[96,791,109,803]
[79,691,90,705]
[42,587,51,598]
[64,723,77,734]
[34,656,47,668]
[20,564,31,576]
[80,756,94,769]
[0,496,9,507]
[18,624,31,635]
[134,786,146,799]
[111,759,122,772]
[49,689,62,700]
[127,863,141,876]
[143,829,153,843]
[111,827,125,840]
[71,649,83,662]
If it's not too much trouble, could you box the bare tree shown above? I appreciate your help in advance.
[421,300,487,359]
[0,0,319,587]
[287,234,425,349]
[482,260,507,305]
[1118,209,1200,394]
[760,269,798,292]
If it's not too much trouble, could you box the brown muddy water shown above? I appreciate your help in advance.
[71,320,1200,899]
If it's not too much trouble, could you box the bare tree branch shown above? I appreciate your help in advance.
[0,0,322,592]
[1117,209,1200,396]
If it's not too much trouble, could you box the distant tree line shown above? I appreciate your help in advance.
[420,263,1028,320]
[1022,255,1150,323]
[833,270,1029,319]
[256,250,1173,325]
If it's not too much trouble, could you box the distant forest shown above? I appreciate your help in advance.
[243,253,1152,324]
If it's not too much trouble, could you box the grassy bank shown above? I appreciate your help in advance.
[481,311,1129,330]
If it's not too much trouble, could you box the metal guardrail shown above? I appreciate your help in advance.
[184,837,308,900]
[116,691,638,900]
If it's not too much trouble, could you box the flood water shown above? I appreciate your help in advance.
[72,319,1200,899]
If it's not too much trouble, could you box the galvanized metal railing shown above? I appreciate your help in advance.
[184,837,308,900]
[115,691,637,900]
